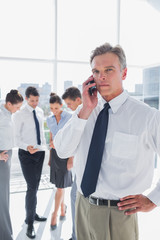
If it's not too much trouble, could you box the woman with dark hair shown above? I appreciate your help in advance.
[46,93,73,230]
[0,89,23,240]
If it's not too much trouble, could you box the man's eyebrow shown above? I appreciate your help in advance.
[104,66,116,69]
[92,66,116,71]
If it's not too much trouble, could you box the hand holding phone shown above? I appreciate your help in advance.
[87,79,97,96]
[78,76,98,119]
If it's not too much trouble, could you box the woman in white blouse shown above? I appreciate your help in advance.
[0,90,23,240]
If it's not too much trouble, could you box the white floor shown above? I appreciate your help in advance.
[10,187,160,240]
[10,187,73,240]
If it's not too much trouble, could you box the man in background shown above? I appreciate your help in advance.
[62,87,82,240]
[62,87,82,112]
[13,86,47,239]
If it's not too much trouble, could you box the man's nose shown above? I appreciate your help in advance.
[99,72,106,80]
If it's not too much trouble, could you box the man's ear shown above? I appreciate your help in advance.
[122,68,127,80]
[76,97,81,103]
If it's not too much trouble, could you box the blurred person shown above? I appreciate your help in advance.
[54,42,160,240]
[13,86,47,239]
[0,89,23,240]
[62,87,82,240]
[62,87,82,111]
[46,93,73,230]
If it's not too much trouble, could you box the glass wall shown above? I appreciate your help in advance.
[1,0,160,99]
[0,0,54,100]
[57,0,118,62]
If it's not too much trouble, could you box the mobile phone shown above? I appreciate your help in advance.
[87,80,97,96]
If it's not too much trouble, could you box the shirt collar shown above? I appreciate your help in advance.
[52,110,65,119]
[0,104,12,115]
[101,90,129,113]
[26,103,36,113]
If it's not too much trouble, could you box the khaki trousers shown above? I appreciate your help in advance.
[75,192,138,240]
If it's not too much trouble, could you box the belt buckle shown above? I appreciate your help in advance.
[96,198,99,205]
[89,196,99,206]
[88,196,94,205]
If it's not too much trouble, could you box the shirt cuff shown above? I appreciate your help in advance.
[147,188,160,206]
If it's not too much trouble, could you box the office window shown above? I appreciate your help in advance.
[0,60,54,99]
[57,0,118,61]
[0,0,54,59]
[57,62,90,96]
[120,0,160,66]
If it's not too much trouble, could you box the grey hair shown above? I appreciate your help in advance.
[90,42,127,70]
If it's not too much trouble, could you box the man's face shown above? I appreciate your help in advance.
[64,98,81,111]
[26,95,39,109]
[91,52,127,102]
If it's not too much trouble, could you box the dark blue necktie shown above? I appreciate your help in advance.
[81,103,110,197]
[33,110,41,145]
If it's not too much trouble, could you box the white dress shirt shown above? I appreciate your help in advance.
[13,103,46,151]
[0,104,14,150]
[54,91,160,206]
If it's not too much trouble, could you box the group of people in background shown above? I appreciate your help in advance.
[0,85,80,240]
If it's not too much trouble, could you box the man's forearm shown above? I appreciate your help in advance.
[54,114,87,158]
[78,107,93,120]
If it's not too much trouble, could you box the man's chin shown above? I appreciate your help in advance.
[99,89,110,97]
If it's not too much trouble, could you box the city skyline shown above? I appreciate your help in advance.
[1,64,160,108]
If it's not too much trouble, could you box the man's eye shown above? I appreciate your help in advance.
[106,69,112,72]
[93,70,99,74]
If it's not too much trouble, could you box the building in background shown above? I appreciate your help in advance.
[143,66,160,109]
[78,84,82,93]
[18,83,39,97]
[129,83,143,101]
[7,66,160,116]
[128,65,160,110]
[64,81,82,94]
[39,82,51,107]
[129,66,160,168]
[64,81,73,91]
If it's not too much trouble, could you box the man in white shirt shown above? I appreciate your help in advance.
[54,43,160,240]
[13,87,47,239]
[62,87,82,240]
